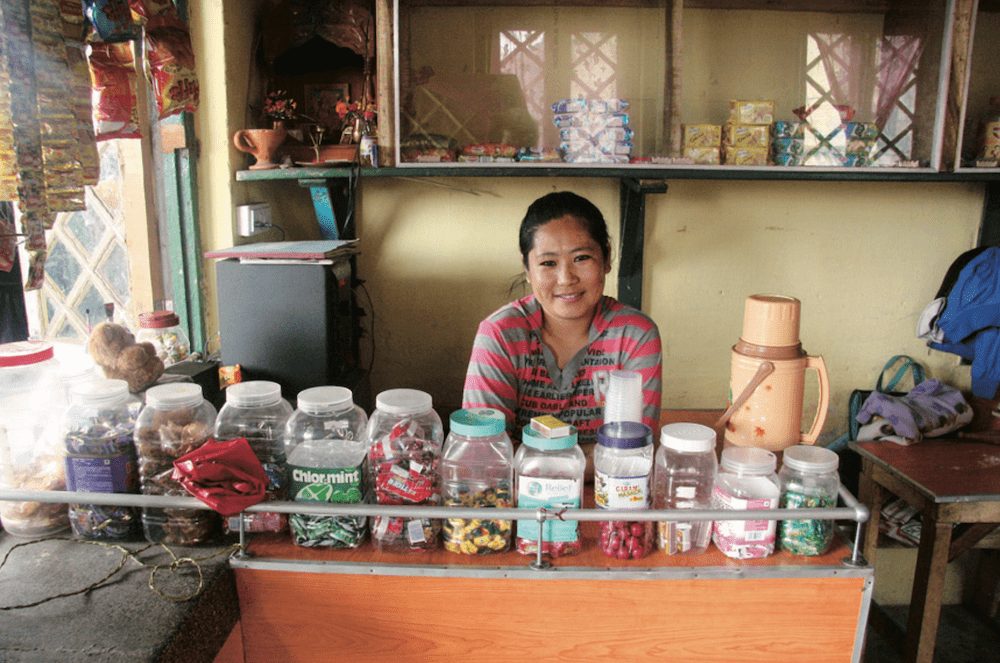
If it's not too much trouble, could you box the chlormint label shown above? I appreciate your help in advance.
[289,464,364,504]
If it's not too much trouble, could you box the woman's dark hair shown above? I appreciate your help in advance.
[518,191,612,267]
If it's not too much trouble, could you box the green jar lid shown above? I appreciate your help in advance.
[449,408,506,437]
[522,425,578,450]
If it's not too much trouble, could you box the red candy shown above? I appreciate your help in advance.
[599,520,654,559]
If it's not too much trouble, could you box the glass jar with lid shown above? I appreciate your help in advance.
[135,382,219,545]
[63,378,140,539]
[778,445,840,556]
[653,422,718,556]
[0,341,70,537]
[514,424,585,558]
[214,381,293,533]
[284,386,369,548]
[365,388,443,553]
[712,446,781,559]
[136,311,191,366]
[594,421,655,559]
[441,408,514,554]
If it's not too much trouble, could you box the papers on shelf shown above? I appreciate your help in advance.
[204,240,359,263]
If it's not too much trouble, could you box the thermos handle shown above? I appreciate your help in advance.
[593,370,609,404]
[800,355,830,445]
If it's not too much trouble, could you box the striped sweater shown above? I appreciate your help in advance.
[462,295,662,446]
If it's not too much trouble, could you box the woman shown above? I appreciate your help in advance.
[462,191,662,464]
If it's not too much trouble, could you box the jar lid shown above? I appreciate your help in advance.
[660,422,716,453]
[597,421,651,449]
[449,408,506,437]
[0,340,54,367]
[522,425,578,450]
[146,382,205,410]
[296,386,354,415]
[375,388,432,416]
[139,310,181,329]
[71,378,129,407]
[720,446,777,475]
[781,445,839,474]
[226,381,283,407]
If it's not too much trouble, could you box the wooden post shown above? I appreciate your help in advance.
[940,0,976,171]
[663,0,682,157]
[376,0,395,166]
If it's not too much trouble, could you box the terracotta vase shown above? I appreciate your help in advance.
[232,127,287,170]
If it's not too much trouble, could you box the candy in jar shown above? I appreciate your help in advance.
[514,421,585,558]
[365,389,443,553]
[284,386,369,548]
[441,408,514,555]
[778,445,840,556]
[136,311,190,366]
[214,381,293,534]
[712,446,780,559]
[594,421,655,559]
[63,378,140,539]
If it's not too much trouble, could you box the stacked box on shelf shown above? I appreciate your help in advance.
[724,100,774,166]
[553,99,632,164]
[458,143,518,163]
[682,124,721,165]
[792,104,878,167]
[772,121,806,166]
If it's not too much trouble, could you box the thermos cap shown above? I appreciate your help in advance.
[741,294,801,348]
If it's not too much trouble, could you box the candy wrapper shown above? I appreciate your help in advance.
[171,437,269,517]
[25,249,47,291]
[144,27,199,118]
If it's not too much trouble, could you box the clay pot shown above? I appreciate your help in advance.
[232,127,287,170]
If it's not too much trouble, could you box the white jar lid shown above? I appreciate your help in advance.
[296,386,354,415]
[71,378,129,407]
[227,381,282,407]
[720,446,776,475]
[146,382,204,410]
[660,422,716,453]
[781,445,839,474]
[375,388,432,416]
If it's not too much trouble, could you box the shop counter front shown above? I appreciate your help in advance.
[231,497,874,663]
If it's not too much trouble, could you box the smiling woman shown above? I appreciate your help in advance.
[462,191,662,467]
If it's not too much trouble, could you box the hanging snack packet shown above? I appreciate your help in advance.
[88,41,141,140]
[144,28,199,118]
[127,0,186,31]
[83,0,138,43]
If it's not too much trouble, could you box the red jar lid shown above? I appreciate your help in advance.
[0,341,55,368]
[139,310,180,329]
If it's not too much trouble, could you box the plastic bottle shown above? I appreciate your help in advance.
[653,422,718,556]
[778,445,840,556]
[136,311,191,366]
[0,341,70,537]
[214,381,293,533]
[284,386,369,548]
[63,378,140,539]
[135,382,219,545]
[594,421,655,559]
[514,425,585,557]
[441,408,514,554]
[365,388,443,552]
[712,446,780,559]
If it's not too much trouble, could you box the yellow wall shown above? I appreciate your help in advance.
[196,1,982,441]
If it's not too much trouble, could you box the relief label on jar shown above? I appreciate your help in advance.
[516,477,581,542]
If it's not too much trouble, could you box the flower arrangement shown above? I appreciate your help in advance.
[262,90,297,123]
[335,98,376,126]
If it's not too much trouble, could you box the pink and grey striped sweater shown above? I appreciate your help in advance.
[462,295,662,446]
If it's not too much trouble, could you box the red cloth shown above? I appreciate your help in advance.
[172,438,268,516]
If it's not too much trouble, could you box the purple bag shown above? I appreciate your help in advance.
[856,379,973,445]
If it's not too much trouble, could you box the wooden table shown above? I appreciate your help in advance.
[851,439,1000,663]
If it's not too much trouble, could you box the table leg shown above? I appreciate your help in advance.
[857,459,885,566]
[904,519,953,663]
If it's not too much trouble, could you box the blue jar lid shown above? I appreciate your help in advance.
[449,408,506,437]
[597,421,651,449]
[521,425,578,450]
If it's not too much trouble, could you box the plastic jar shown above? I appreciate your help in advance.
[365,388,443,553]
[0,341,70,537]
[284,386,369,548]
[441,408,514,555]
[594,421,655,559]
[135,382,219,545]
[63,379,140,539]
[214,381,293,533]
[514,425,585,558]
[137,311,191,366]
[653,422,718,556]
[778,445,840,556]
[712,446,780,559]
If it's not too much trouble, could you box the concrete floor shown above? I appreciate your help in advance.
[862,604,1000,663]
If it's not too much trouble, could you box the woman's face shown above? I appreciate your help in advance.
[524,215,610,326]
